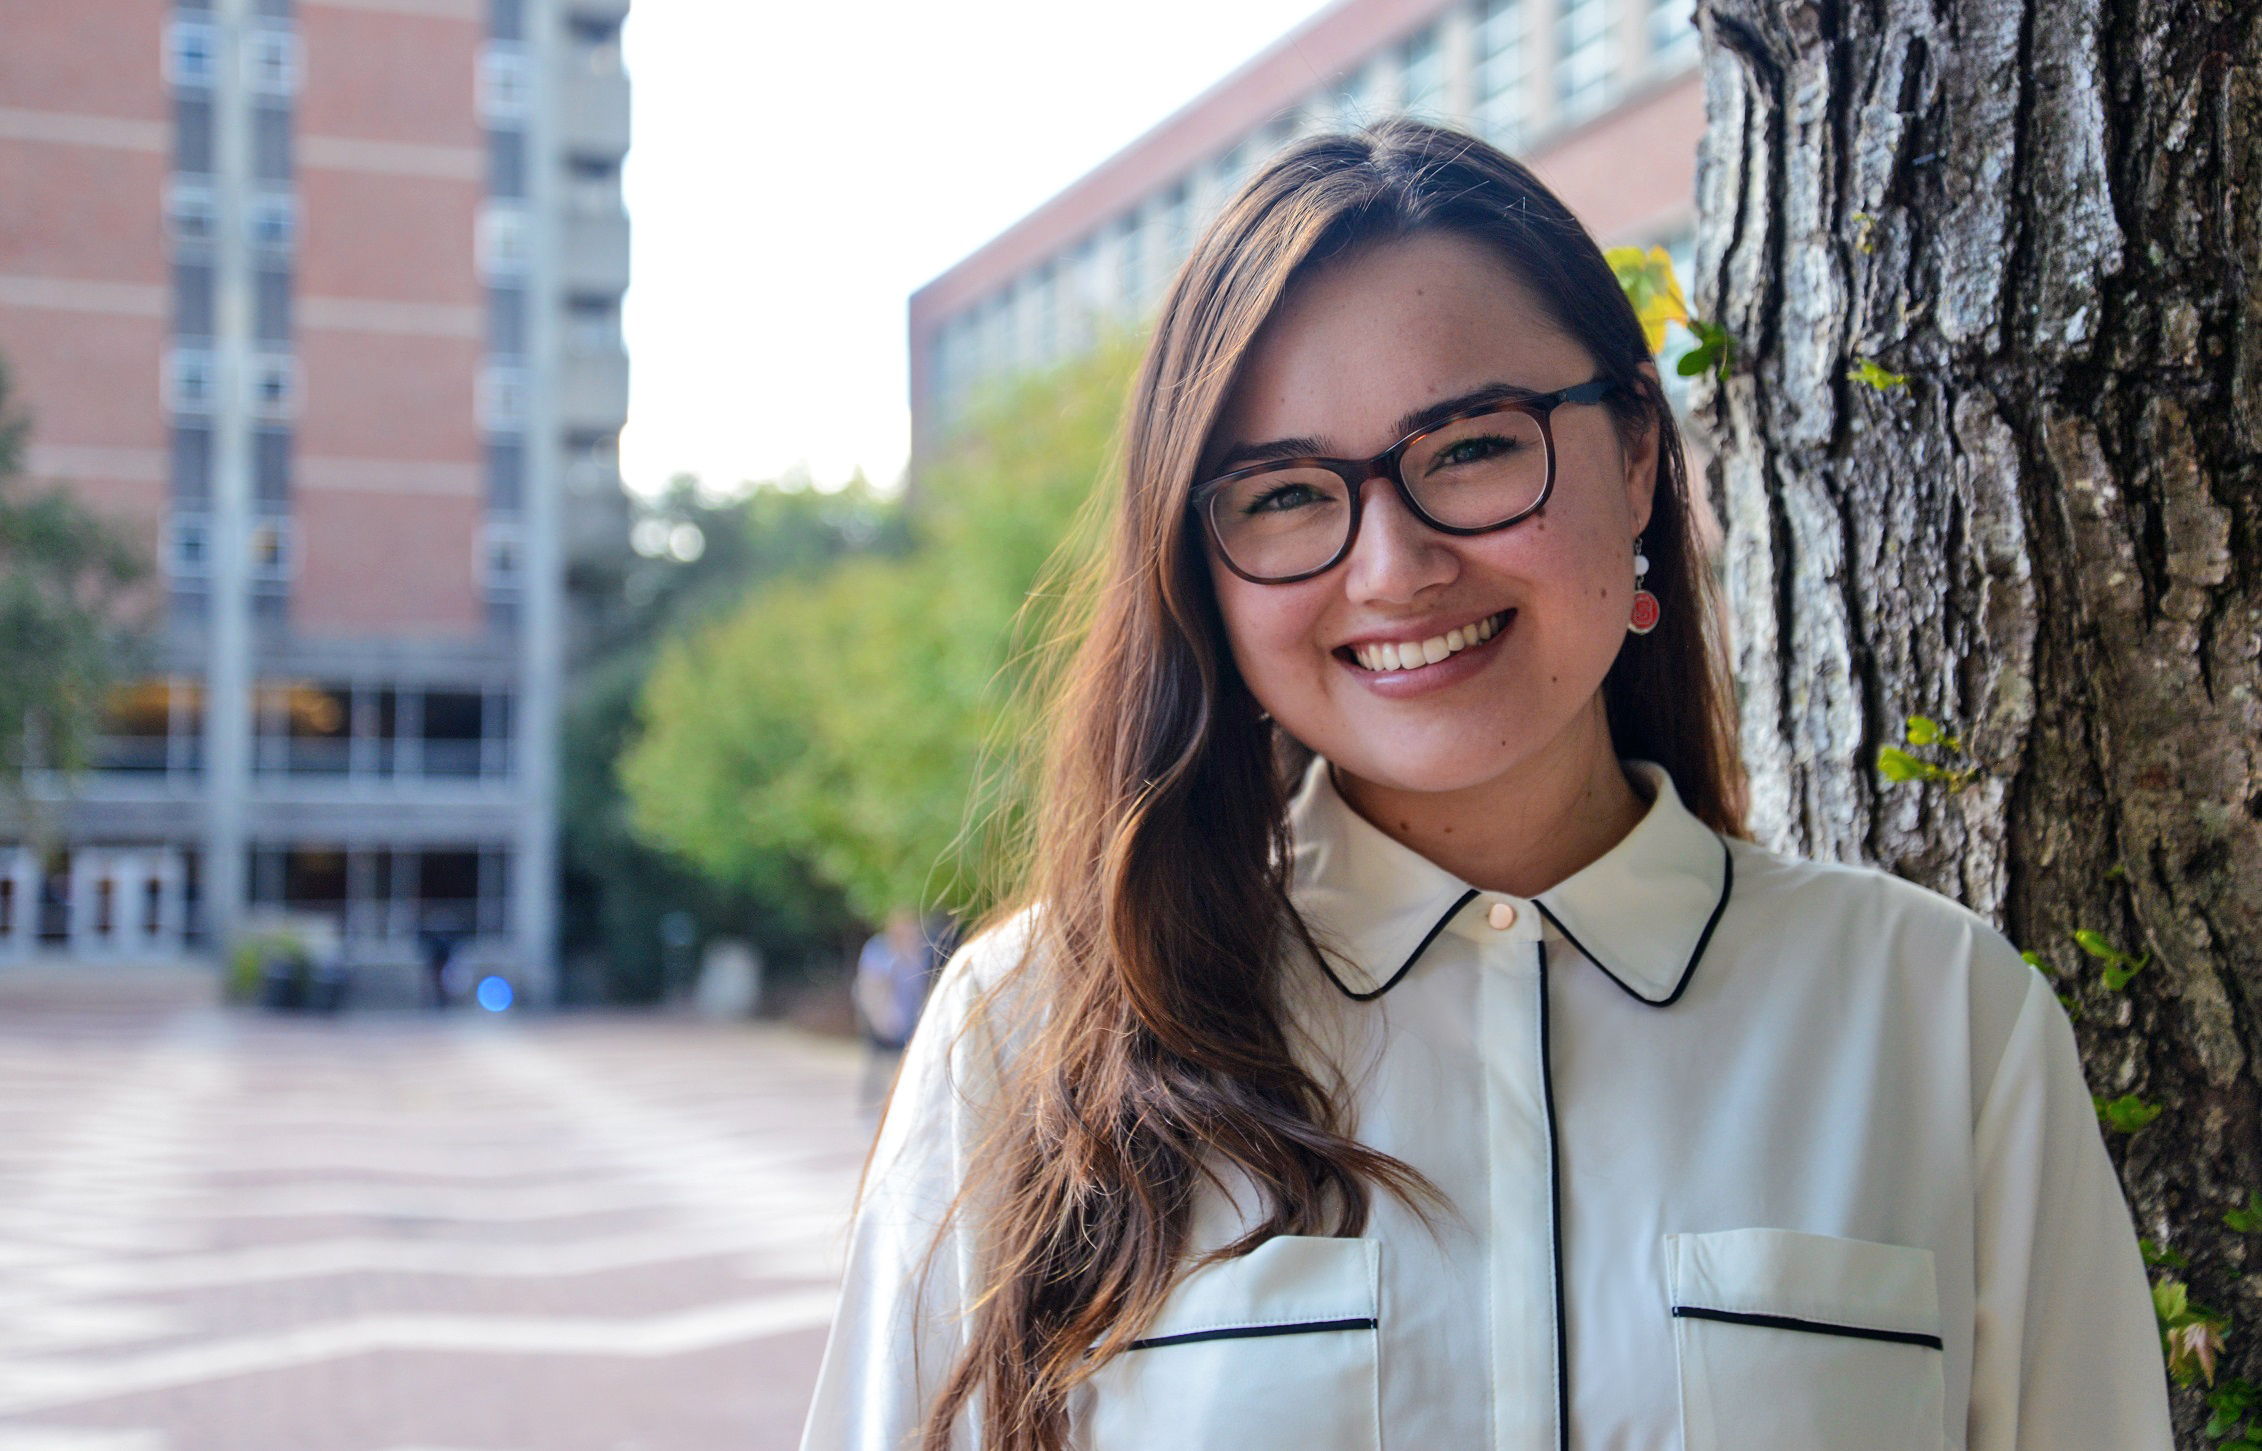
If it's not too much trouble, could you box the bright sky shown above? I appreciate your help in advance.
[617,0,1334,499]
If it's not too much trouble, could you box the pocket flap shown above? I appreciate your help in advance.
[1665,1228,1940,1342]
[1135,1235,1379,1346]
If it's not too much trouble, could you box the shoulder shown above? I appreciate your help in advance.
[1718,836,2039,1043]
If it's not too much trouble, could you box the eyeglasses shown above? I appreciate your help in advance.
[1191,378,1620,585]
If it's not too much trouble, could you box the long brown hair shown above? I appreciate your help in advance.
[920,118,1745,1451]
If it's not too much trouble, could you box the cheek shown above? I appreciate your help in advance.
[1211,572,1331,691]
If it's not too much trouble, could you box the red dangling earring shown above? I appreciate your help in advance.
[1628,535,1661,635]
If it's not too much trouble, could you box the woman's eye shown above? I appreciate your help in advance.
[1436,434,1522,467]
[1243,482,1324,515]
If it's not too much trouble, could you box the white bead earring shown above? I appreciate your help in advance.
[1628,535,1660,635]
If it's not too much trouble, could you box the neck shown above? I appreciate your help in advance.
[1332,698,1649,899]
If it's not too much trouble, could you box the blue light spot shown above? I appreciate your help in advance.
[476,976,514,1012]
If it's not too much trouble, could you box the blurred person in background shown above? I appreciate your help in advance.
[853,907,938,1108]
[803,120,2168,1451]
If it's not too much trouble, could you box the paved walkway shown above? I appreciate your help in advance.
[0,1001,874,1451]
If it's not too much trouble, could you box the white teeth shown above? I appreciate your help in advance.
[1351,611,1507,672]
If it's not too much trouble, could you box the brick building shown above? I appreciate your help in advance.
[0,0,631,998]
[911,0,1703,462]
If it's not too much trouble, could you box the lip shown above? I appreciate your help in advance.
[1334,608,1515,699]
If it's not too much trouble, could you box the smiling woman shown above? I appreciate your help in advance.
[799,120,2172,1451]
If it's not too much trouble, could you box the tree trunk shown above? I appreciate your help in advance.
[1692,0,2262,1432]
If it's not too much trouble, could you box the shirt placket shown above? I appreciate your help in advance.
[1474,897,1559,1451]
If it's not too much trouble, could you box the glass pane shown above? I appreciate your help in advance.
[1208,467,1352,578]
[1403,408,1548,526]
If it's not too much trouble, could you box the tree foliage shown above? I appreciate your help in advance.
[556,474,896,1001]
[621,337,1138,922]
[0,356,146,779]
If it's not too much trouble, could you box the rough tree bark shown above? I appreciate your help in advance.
[1692,0,2262,1433]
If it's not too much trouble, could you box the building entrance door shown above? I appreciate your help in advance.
[66,848,187,962]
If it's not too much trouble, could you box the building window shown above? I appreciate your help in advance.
[165,180,217,244]
[166,19,218,89]
[486,439,525,511]
[165,512,212,577]
[254,266,291,344]
[479,42,532,120]
[171,425,212,506]
[174,96,214,176]
[253,427,291,507]
[245,25,300,96]
[488,128,527,198]
[568,15,622,74]
[248,193,296,252]
[250,353,300,419]
[488,285,527,357]
[252,103,292,183]
[1401,25,1445,116]
[478,365,528,429]
[477,202,531,276]
[566,155,619,215]
[478,519,524,592]
[248,515,295,582]
[1649,0,1698,64]
[1557,0,1615,122]
[166,348,217,414]
[173,261,215,341]
[421,692,486,779]
[565,293,618,353]
[1475,0,1528,148]
[489,0,523,41]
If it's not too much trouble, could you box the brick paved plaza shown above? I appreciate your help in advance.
[0,993,872,1451]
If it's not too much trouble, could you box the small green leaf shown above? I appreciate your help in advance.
[2155,1279,2192,1325]
[1905,715,1942,745]
[2225,1190,2262,1234]
[2072,929,2150,987]
[2073,928,2120,961]
[1877,746,1940,783]
[2140,1238,2190,1270]
[1847,357,1910,391]
[2098,1093,2164,1133]
[2019,950,2050,974]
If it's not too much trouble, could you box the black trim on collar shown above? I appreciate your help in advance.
[1314,834,1735,1007]
[1316,888,1479,1002]
[1671,1305,1944,1351]
[1532,834,1735,1008]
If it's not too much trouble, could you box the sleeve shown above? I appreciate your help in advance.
[800,940,1009,1451]
[1966,965,2174,1451]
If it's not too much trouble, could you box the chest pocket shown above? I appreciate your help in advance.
[1666,1228,1947,1451]
[1078,1235,1380,1451]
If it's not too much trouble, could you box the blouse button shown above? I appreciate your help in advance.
[1487,901,1518,931]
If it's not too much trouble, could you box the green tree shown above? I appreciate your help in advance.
[621,336,1138,922]
[556,473,899,1002]
[0,356,146,779]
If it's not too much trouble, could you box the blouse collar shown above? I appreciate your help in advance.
[1286,754,1733,1006]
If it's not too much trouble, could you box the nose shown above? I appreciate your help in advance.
[1340,473,1457,604]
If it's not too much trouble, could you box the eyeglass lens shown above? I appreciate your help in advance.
[1206,406,1549,581]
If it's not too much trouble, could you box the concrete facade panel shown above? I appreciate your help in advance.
[1526,73,1703,245]
[294,486,483,634]
[296,329,479,460]
[298,170,481,305]
[0,305,165,451]
[296,6,479,148]
[0,141,167,284]
[0,0,169,121]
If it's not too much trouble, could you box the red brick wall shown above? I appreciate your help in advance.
[0,0,169,556]
[295,0,485,635]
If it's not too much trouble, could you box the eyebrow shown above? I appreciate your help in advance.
[1208,381,1553,473]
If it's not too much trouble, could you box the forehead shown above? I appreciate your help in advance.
[1214,230,1588,456]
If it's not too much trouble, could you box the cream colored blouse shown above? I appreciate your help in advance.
[802,757,2172,1451]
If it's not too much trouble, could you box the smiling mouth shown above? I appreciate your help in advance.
[1340,609,1514,672]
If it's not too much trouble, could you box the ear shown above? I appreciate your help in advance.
[1623,361,1663,537]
